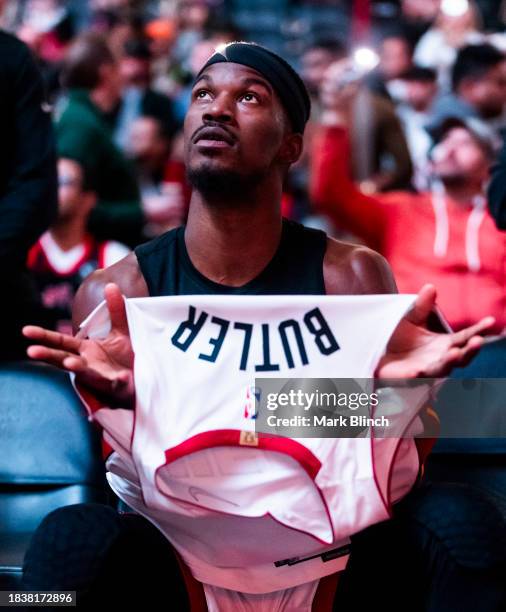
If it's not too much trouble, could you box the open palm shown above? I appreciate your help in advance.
[23,284,135,407]
[377,285,494,378]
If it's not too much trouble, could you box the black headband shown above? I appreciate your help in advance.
[195,42,311,134]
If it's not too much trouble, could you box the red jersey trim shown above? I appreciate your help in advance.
[28,234,98,277]
[161,429,322,480]
[74,380,113,461]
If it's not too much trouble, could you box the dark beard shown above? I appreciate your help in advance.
[186,164,265,208]
[438,173,465,188]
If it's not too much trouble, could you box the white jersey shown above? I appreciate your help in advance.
[75,294,426,599]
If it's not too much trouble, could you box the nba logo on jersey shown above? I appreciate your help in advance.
[244,385,261,419]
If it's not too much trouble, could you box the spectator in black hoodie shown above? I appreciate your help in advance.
[488,130,506,230]
[0,31,57,360]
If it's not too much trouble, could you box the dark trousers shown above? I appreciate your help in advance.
[22,483,506,611]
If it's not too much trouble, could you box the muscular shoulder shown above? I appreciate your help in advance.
[323,236,398,295]
[72,252,148,333]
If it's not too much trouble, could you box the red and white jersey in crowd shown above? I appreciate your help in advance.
[74,294,427,596]
[28,232,130,334]
[29,231,130,275]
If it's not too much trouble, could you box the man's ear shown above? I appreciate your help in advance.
[457,77,475,100]
[84,191,97,213]
[98,62,115,85]
[98,63,108,84]
[277,132,304,166]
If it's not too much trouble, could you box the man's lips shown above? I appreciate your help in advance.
[196,139,233,149]
[193,126,236,148]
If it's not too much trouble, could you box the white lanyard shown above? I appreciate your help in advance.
[430,182,486,272]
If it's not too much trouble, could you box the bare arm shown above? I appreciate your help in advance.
[323,237,397,296]
[72,252,149,334]
[372,97,413,192]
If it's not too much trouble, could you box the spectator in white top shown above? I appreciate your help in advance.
[414,0,486,90]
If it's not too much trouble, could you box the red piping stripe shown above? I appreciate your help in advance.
[163,429,322,480]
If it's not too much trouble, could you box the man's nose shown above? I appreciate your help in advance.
[203,93,234,123]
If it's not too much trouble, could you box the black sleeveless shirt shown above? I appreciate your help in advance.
[134,218,328,296]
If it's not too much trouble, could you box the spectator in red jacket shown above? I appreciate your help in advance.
[311,77,505,333]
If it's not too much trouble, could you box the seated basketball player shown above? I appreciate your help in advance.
[22,44,505,611]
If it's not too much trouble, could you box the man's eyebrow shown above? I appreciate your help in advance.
[192,73,273,95]
[240,77,273,95]
[192,73,211,88]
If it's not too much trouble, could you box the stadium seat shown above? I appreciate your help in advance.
[426,337,506,515]
[0,361,109,589]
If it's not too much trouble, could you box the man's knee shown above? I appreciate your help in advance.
[397,483,506,570]
[22,503,122,590]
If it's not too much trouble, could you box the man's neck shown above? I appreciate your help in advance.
[49,216,89,252]
[442,182,485,206]
[90,88,116,114]
[184,188,283,287]
[412,101,431,114]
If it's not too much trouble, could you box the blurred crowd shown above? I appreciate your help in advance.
[0,0,505,355]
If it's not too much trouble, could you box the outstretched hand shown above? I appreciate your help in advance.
[23,283,135,407]
[376,284,495,378]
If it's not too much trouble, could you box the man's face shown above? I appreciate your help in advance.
[178,1,209,29]
[405,79,437,111]
[128,117,168,169]
[184,62,294,195]
[380,37,412,81]
[301,48,337,96]
[462,61,506,119]
[100,61,123,107]
[57,159,89,220]
[431,127,489,184]
[189,40,219,77]
[120,56,150,87]
[401,0,439,20]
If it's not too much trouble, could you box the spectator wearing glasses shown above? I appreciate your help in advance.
[28,158,130,335]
